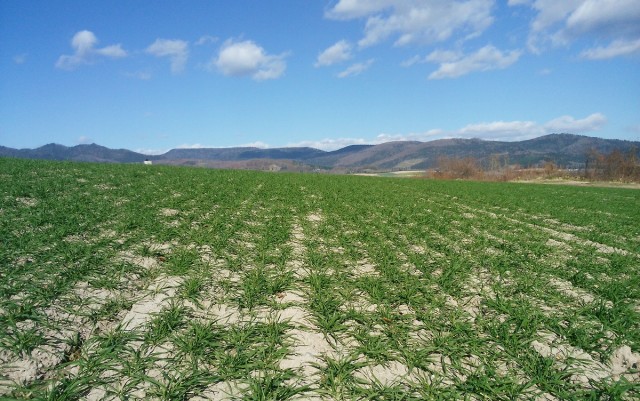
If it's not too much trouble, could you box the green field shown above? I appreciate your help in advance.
[1,157,639,400]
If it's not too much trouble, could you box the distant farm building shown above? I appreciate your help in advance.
[144,159,153,165]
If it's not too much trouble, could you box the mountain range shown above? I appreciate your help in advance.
[2,134,638,172]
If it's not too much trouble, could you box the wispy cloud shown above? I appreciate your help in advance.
[56,30,126,70]
[543,113,607,133]
[337,59,374,78]
[428,45,521,79]
[315,40,353,67]
[212,39,288,80]
[515,0,640,56]
[326,0,494,48]
[581,38,640,59]
[426,49,463,63]
[146,39,189,73]
[565,0,640,37]
[457,120,542,140]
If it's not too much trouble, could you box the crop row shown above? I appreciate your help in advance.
[1,158,638,400]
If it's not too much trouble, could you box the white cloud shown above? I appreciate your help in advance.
[566,0,640,36]
[543,113,607,133]
[56,30,126,70]
[427,45,521,79]
[524,1,588,52]
[96,45,127,58]
[458,120,543,140]
[146,39,189,73]
[315,40,353,67]
[425,49,463,63]
[529,1,583,33]
[337,59,374,78]
[212,39,287,80]
[77,135,93,144]
[581,38,640,59]
[524,0,640,55]
[508,0,532,5]
[326,0,393,19]
[326,0,494,48]
[456,113,603,140]
[453,113,607,140]
[72,30,97,54]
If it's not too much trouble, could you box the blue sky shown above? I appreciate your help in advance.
[1,0,639,153]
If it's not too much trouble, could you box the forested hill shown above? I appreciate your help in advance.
[2,134,638,171]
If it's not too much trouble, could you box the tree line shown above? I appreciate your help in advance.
[430,146,640,182]
[584,147,639,181]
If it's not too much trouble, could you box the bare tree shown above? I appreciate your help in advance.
[584,147,640,181]
[437,156,481,179]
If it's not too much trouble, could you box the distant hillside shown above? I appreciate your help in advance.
[1,134,638,172]
[310,134,640,170]
[304,145,375,167]
[0,143,148,163]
